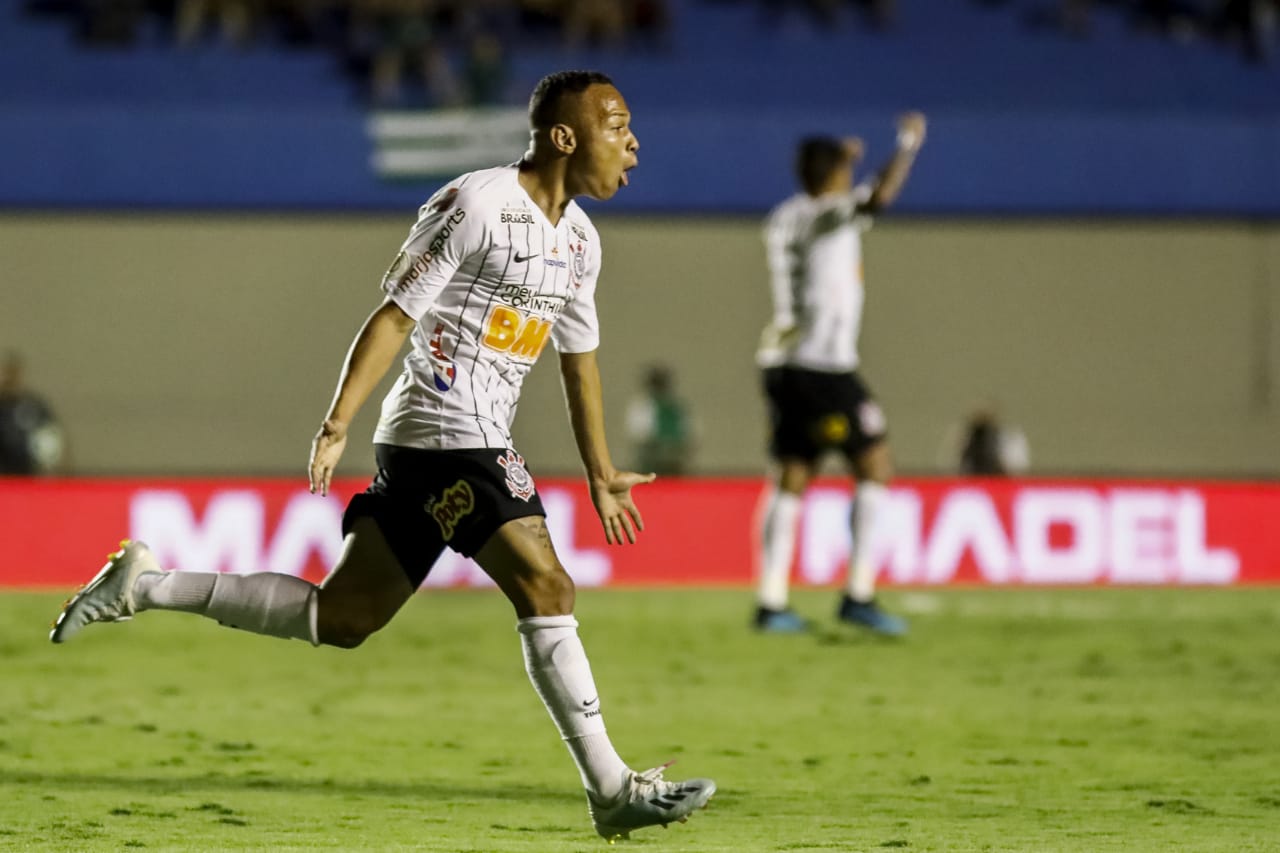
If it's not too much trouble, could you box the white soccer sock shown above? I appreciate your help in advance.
[757,490,803,610]
[134,570,318,645]
[847,481,888,602]
[518,615,628,801]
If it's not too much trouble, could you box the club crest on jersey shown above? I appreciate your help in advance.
[497,450,536,501]
[570,242,586,284]
[427,322,456,392]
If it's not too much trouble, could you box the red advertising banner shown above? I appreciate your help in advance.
[0,476,1276,588]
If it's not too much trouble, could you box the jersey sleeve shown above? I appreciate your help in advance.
[762,207,796,328]
[379,183,488,321]
[850,183,876,230]
[552,240,601,354]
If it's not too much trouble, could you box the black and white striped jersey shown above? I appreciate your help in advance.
[374,165,601,450]
[757,184,873,373]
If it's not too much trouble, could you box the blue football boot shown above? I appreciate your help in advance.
[836,594,908,637]
[754,606,810,633]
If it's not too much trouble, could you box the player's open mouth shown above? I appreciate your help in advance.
[621,165,636,187]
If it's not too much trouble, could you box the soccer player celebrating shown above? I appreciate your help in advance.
[753,113,926,636]
[50,70,715,842]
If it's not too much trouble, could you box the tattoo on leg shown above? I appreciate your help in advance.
[534,519,554,554]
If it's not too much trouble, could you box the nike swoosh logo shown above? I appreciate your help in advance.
[514,252,539,263]
[583,697,599,707]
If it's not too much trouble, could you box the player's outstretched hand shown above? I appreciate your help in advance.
[589,470,656,545]
[896,111,927,151]
[308,419,348,496]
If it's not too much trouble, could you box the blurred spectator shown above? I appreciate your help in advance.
[175,0,262,47]
[1022,0,1097,37]
[853,0,895,30]
[351,0,461,106]
[1211,0,1278,63]
[625,364,695,476]
[1061,0,1093,37]
[78,0,145,46]
[941,403,1030,476]
[631,0,672,49]
[456,0,521,43]
[759,0,842,28]
[464,32,509,105]
[272,0,348,48]
[1130,0,1206,40]
[0,351,65,475]
[564,0,627,48]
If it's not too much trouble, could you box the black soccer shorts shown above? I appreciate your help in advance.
[342,444,547,586]
[762,366,888,463]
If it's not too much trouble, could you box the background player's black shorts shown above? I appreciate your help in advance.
[341,444,546,587]
[762,366,889,462]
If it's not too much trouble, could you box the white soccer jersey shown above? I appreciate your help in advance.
[757,184,874,373]
[374,165,602,450]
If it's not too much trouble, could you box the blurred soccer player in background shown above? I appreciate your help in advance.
[50,70,715,843]
[0,350,65,476]
[753,113,926,636]
[625,363,695,476]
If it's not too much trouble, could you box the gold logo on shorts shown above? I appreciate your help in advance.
[428,479,475,541]
[816,413,851,445]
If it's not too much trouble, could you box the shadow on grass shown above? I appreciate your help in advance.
[812,628,903,647]
[1,770,580,804]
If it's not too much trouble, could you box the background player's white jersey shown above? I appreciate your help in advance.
[757,184,874,373]
[375,165,602,450]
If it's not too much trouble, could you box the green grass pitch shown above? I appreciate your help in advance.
[2,587,1278,851]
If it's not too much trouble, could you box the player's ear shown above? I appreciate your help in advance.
[550,124,576,155]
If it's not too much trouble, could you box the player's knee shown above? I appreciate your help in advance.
[315,604,392,649]
[778,464,812,494]
[856,442,894,483]
[323,631,368,650]
[525,565,576,616]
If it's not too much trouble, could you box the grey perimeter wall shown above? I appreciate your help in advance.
[3,214,1277,478]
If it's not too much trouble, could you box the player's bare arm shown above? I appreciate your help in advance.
[559,349,654,545]
[309,297,416,496]
[864,111,927,212]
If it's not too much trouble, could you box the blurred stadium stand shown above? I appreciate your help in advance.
[2,0,1278,213]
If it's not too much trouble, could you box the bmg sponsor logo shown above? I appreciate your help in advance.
[481,304,553,363]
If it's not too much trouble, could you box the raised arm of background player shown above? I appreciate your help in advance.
[559,350,655,546]
[760,112,928,353]
[856,110,927,214]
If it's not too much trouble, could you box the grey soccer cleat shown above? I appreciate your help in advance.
[588,763,716,843]
[50,540,162,643]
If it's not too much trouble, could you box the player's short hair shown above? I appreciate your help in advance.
[796,136,850,195]
[528,70,615,130]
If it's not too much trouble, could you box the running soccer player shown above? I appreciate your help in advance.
[50,70,715,843]
[753,113,926,636]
